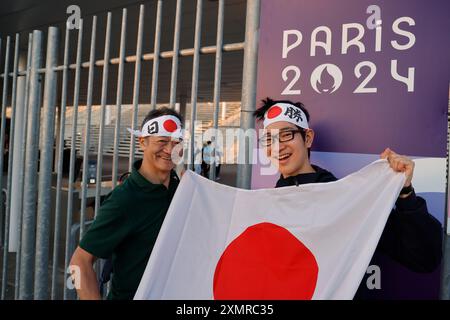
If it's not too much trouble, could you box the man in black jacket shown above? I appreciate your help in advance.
[254,98,442,297]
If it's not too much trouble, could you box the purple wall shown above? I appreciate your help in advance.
[253,0,450,299]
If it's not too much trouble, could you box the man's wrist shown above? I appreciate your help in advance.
[398,184,413,198]
[396,186,420,211]
[398,191,413,199]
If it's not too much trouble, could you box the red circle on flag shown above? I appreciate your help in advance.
[266,106,282,119]
[213,222,318,300]
[163,119,178,132]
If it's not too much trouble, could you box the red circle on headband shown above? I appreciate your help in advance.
[266,106,282,119]
[163,119,178,132]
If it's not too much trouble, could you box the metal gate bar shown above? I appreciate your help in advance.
[19,30,43,300]
[79,16,97,240]
[128,5,145,172]
[63,19,83,300]
[15,33,33,300]
[95,12,112,216]
[111,9,127,188]
[34,26,59,300]
[188,0,203,171]
[51,25,70,300]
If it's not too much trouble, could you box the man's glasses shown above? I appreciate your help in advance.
[259,129,302,147]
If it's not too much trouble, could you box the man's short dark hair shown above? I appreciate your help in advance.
[141,107,184,129]
[253,97,311,158]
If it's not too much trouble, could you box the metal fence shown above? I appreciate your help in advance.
[0,0,260,300]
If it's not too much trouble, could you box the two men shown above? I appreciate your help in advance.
[254,98,442,297]
[70,107,183,300]
[71,98,442,300]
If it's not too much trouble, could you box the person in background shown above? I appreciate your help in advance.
[202,141,213,177]
[214,148,222,181]
[194,145,202,175]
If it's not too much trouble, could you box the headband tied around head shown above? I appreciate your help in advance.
[127,115,183,140]
[263,103,309,130]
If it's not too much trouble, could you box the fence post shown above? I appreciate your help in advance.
[236,0,261,189]
[0,36,11,300]
[79,16,97,240]
[19,30,43,300]
[1,33,20,300]
[14,33,33,300]
[128,6,145,172]
[439,136,450,299]
[150,1,163,111]
[95,12,112,215]
[64,18,84,301]
[169,0,183,109]
[209,0,225,181]
[188,0,203,171]
[111,9,127,188]
[51,25,70,301]
[34,26,59,300]
[441,234,450,299]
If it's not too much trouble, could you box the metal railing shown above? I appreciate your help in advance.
[0,0,260,300]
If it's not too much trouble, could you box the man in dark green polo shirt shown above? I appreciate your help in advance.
[70,107,184,300]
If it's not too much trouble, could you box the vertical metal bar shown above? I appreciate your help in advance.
[169,0,183,109]
[129,5,145,172]
[0,35,10,299]
[34,26,59,300]
[0,37,2,247]
[3,33,19,300]
[0,36,8,300]
[0,38,2,82]
[112,9,127,188]
[440,115,450,299]
[188,0,203,171]
[15,33,33,300]
[80,16,97,239]
[51,26,70,300]
[19,30,43,300]
[209,0,225,181]
[64,19,83,300]
[0,35,10,233]
[442,235,450,299]
[236,0,261,189]
[54,98,62,172]
[92,12,108,290]
[1,35,15,300]
[150,1,163,110]
[95,12,112,217]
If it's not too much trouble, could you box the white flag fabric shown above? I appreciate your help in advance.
[134,160,405,300]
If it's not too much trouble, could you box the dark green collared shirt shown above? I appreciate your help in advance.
[79,160,179,300]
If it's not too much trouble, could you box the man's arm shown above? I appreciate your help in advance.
[377,192,442,272]
[73,189,129,299]
[377,148,443,272]
[70,246,101,300]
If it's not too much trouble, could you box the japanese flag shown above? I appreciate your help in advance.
[134,160,405,300]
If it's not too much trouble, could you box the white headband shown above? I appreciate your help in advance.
[127,115,183,140]
[263,103,309,130]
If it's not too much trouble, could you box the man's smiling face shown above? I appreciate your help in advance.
[264,121,313,178]
[139,136,182,173]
